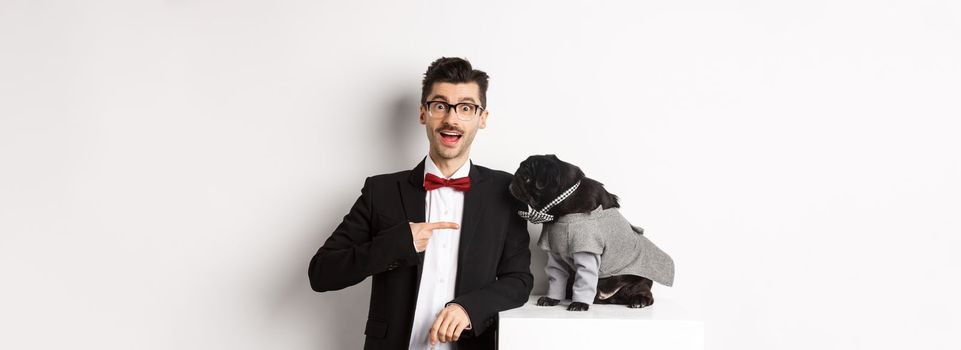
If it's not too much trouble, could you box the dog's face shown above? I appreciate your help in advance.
[509,154,584,209]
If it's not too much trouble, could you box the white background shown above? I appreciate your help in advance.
[2,0,959,349]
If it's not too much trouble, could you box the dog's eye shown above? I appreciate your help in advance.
[524,177,531,183]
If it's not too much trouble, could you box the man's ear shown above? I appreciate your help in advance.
[478,110,488,129]
[419,104,427,125]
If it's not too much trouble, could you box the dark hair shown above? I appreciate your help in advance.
[421,57,490,108]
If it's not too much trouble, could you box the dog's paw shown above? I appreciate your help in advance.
[536,297,560,306]
[567,302,590,311]
[627,295,653,309]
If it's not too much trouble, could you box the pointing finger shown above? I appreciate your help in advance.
[426,222,459,230]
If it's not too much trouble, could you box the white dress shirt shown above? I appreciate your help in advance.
[408,155,471,350]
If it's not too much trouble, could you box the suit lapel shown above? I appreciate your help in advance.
[455,161,488,295]
[399,158,428,286]
[400,158,427,224]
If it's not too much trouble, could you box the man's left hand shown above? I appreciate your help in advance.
[429,304,471,345]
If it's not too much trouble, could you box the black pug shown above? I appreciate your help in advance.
[509,154,675,311]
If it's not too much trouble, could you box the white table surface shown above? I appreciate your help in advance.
[498,295,704,350]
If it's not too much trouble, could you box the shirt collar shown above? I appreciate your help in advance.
[424,155,472,180]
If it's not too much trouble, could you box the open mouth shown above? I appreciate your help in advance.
[438,130,463,146]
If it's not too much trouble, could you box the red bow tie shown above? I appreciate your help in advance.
[424,173,471,192]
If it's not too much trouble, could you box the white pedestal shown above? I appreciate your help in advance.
[498,296,704,350]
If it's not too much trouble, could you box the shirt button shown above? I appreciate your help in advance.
[439,278,446,283]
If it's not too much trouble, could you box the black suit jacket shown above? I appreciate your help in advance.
[308,157,534,349]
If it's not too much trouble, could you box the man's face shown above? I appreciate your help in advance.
[419,82,488,161]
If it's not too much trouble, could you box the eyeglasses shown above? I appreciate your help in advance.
[424,100,485,121]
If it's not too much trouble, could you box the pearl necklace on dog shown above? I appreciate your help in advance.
[517,180,581,224]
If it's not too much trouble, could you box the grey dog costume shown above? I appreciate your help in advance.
[536,205,675,304]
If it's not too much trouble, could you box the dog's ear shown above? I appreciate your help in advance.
[535,169,550,190]
[535,162,558,191]
[552,169,563,190]
[535,179,547,190]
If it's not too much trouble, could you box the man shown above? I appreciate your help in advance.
[309,57,533,350]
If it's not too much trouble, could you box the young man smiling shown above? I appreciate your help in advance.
[309,57,533,350]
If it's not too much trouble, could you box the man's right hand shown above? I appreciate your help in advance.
[409,221,459,252]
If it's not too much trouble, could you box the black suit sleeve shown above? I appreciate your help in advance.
[308,177,419,292]
[449,198,534,336]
